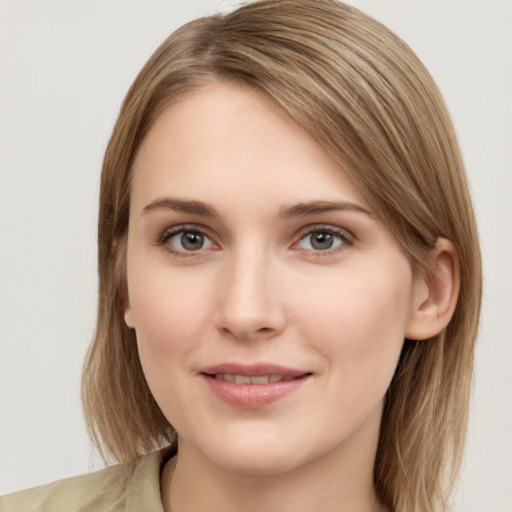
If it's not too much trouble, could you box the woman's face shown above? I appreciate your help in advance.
[125,82,424,475]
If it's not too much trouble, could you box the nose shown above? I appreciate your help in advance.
[215,246,286,341]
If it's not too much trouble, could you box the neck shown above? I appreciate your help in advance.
[161,411,386,512]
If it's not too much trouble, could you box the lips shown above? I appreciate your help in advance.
[213,374,298,384]
[200,363,312,408]
[202,362,308,377]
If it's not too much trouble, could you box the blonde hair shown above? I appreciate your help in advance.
[82,1,482,510]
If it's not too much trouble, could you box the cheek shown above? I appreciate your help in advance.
[127,263,216,365]
[127,264,219,426]
[293,266,412,392]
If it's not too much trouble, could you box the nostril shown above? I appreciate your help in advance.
[219,324,278,341]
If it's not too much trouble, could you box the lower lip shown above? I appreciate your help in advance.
[202,375,311,409]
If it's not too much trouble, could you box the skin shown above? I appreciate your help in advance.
[124,82,457,512]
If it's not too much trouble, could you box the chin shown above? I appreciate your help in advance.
[208,449,304,476]
[193,429,328,477]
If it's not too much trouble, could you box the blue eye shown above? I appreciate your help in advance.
[296,229,347,251]
[163,228,215,253]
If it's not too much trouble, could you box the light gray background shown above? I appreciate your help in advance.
[1,1,511,510]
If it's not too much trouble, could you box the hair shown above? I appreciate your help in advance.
[82,1,482,510]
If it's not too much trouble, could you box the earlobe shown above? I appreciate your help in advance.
[113,236,135,329]
[405,238,460,341]
[124,294,135,329]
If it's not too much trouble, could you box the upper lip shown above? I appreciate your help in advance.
[200,363,309,377]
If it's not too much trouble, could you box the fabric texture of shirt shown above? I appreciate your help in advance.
[0,447,174,511]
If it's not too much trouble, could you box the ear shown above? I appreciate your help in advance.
[124,292,135,329]
[405,238,460,340]
[112,235,135,329]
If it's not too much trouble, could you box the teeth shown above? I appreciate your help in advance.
[214,374,297,384]
[251,375,269,384]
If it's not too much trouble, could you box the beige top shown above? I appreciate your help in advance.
[0,447,174,511]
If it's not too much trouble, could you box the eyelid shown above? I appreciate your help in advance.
[291,224,355,253]
[156,222,354,257]
[157,223,220,255]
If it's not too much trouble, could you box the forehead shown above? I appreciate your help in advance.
[130,82,367,215]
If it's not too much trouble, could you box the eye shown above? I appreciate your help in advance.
[161,227,216,254]
[295,227,350,252]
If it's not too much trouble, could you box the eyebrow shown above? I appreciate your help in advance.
[142,197,220,218]
[142,197,373,219]
[278,200,374,218]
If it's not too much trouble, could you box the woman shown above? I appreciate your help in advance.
[0,0,481,511]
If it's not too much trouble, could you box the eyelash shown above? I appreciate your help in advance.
[157,224,354,258]
[293,225,354,256]
[158,225,216,258]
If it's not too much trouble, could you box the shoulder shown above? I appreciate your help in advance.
[0,463,127,512]
[0,447,173,512]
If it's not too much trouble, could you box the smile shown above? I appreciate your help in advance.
[213,374,299,384]
[200,364,312,408]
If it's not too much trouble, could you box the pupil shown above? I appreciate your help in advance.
[181,232,203,250]
[311,232,333,250]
